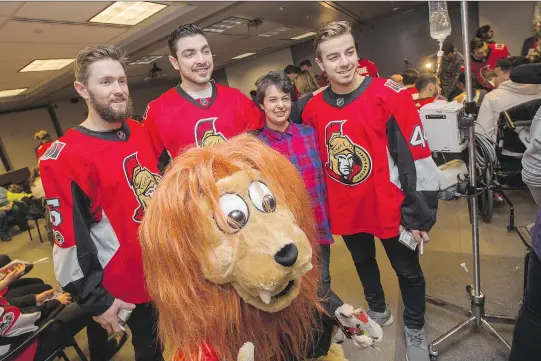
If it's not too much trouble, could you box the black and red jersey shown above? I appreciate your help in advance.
[469,43,509,90]
[298,78,440,238]
[406,86,419,100]
[39,120,160,314]
[357,58,379,77]
[143,82,264,159]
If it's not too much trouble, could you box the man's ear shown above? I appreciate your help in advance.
[74,81,89,100]
[169,55,180,71]
[315,57,324,73]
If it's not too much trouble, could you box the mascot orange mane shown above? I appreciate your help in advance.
[140,134,379,361]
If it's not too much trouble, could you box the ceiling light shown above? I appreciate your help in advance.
[425,63,433,69]
[0,88,27,98]
[203,16,250,33]
[232,52,255,60]
[19,59,74,72]
[291,32,317,40]
[129,55,163,65]
[89,1,167,26]
[258,26,291,38]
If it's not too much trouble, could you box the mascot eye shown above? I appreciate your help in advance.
[219,193,249,232]
[248,181,276,213]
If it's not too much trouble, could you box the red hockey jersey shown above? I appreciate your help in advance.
[415,97,436,111]
[406,86,419,100]
[300,78,440,238]
[143,82,264,158]
[39,120,160,315]
[469,43,509,90]
[357,58,379,77]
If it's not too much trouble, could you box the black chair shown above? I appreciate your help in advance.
[0,305,89,361]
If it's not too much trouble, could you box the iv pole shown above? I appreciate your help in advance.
[426,1,517,358]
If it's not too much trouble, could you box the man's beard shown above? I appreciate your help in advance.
[89,93,133,123]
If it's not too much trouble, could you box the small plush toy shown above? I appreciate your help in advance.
[139,134,379,361]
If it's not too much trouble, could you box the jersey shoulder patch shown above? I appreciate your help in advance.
[384,79,405,93]
[494,43,506,50]
[39,141,66,161]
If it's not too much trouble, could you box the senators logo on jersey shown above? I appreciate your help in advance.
[195,117,226,147]
[39,141,66,161]
[325,120,372,186]
[123,153,162,223]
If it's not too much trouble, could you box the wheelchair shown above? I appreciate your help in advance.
[474,98,541,229]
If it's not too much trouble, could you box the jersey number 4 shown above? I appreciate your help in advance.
[46,198,62,227]
[410,125,428,148]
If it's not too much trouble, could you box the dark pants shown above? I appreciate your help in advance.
[319,245,344,313]
[5,278,51,298]
[126,302,164,361]
[0,204,30,235]
[34,303,110,361]
[509,250,541,361]
[342,233,426,329]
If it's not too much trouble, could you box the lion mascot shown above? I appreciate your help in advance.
[139,134,381,361]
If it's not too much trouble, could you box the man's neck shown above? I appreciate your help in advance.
[417,91,434,99]
[80,111,122,131]
[405,84,415,89]
[181,80,212,93]
[330,74,364,95]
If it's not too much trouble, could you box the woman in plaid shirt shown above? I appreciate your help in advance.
[253,71,343,314]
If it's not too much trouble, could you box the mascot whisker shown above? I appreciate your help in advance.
[139,134,382,361]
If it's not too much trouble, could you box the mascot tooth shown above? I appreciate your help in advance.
[140,134,381,361]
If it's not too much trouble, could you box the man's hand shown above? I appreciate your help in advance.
[4,264,25,283]
[35,289,56,305]
[5,202,13,212]
[399,225,430,245]
[93,299,135,334]
[55,293,72,305]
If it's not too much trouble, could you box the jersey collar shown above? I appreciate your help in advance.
[175,81,217,109]
[322,77,373,109]
[75,121,131,141]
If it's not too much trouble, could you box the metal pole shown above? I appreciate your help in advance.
[461,0,482,305]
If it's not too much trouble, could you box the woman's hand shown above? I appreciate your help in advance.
[35,289,56,305]
[4,264,25,283]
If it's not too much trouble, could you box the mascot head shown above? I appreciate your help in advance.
[140,134,322,361]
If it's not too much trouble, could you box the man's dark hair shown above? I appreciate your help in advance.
[402,69,420,86]
[496,56,530,72]
[299,60,312,68]
[415,72,439,91]
[284,65,301,75]
[168,24,205,57]
[470,37,487,52]
[255,71,293,106]
[442,39,455,56]
[476,25,492,39]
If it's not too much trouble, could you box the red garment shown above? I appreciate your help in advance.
[143,82,264,158]
[300,78,438,238]
[36,141,53,159]
[406,86,419,100]
[469,43,509,90]
[415,97,436,111]
[357,58,379,77]
[40,120,160,313]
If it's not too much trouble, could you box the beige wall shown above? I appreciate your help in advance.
[479,1,536,56]
[225,48,294,96]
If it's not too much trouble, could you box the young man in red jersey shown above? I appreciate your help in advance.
[294,21,439,361]
[143,24,263,163]
[354,41,379,77]
[469,37,509,91]
[402,69,420,100]
[414,72,444,111]
[40,45,164,361]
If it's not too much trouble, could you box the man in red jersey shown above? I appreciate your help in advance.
[402,69,420,100]
[143,24,263,163]
[354,41,379,77]
[414,72,443,111]
[294,21,439,361]
[469,37,509,90]
[40,45,164,361]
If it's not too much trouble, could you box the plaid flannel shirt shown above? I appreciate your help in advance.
[257,123,334,244]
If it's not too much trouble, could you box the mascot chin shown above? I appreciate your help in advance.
[140,134,382,361]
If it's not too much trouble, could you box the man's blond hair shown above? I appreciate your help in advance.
[313,21,353,59]
[74,45,127,84]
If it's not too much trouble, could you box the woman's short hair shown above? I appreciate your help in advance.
[255,71,293,106]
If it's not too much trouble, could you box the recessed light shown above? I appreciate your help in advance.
[258,26,291,38]
[90,1,167,26]
[232,52,255,60]
[0,88,27,98]
[203,16,250,33]
[19,59,74,72]
[291,32,317,40]
[129,55,163,65]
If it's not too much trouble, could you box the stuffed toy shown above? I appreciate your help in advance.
[139,134,381,361]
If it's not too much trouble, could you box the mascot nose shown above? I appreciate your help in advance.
[274,243,298,267]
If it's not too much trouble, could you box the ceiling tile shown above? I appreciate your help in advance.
[15,1,112,23]
[0,43,94,61]
[0,2,22,17]
[0,20,126,44]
